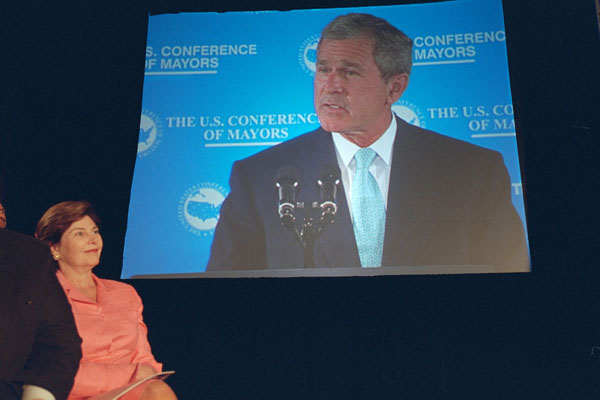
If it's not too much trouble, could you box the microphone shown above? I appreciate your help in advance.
[275,165,299,228]
[317,164,341,224]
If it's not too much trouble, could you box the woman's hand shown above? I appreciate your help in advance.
[134,363,158,381]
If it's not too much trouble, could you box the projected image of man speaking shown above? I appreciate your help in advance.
[207,13,529,273]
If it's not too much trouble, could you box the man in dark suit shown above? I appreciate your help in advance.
[207,13,528,273]
[0,229,82,399]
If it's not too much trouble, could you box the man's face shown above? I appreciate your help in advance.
[0,203,6,229]
[314,37,408,147]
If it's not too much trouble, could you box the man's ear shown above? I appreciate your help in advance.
[386,73,409,105]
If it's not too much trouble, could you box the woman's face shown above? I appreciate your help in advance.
[52,215,103,271]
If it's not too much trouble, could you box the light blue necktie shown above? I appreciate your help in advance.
[351,148,386,268]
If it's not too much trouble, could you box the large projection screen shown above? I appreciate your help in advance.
[123,0,529,278]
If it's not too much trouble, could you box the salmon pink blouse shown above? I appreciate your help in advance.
[56,270,162,399]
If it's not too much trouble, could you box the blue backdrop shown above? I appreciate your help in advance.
[123,0,527,278]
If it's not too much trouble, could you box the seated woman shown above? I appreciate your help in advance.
[35,201,177,400]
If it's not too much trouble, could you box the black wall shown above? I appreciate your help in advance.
[2,1,600,398]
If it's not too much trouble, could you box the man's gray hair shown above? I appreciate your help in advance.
[318,13,413,81]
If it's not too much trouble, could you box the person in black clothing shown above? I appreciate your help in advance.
[0,228,82,400]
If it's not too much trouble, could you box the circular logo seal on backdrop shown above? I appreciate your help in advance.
[392,100,426,128]
[177,183,228,237]
[138,109,163,157]
[298,34,320,76]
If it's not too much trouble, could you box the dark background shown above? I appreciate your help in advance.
[2,0,600,398]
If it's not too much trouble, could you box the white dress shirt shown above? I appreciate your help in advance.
[331,114,397,219]
[22,384,55,400]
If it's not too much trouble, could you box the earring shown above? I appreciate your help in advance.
[52,253,60,261]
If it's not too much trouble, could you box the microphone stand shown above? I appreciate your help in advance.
[284,201,334,268]
[276,164,340,268]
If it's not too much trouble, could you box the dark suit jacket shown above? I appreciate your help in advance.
[0,229,82,400]
[207,118,528,273]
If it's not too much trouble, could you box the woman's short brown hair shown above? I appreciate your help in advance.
[35,201,101,245]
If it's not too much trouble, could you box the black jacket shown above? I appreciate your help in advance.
[208,117,528,272]
[0,229,82,400]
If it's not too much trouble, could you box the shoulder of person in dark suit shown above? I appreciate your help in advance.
[0,229,82,400]
[386,119,528,271]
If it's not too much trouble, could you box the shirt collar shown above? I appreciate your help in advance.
[56,269,101,303]
[331,113,397,167]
